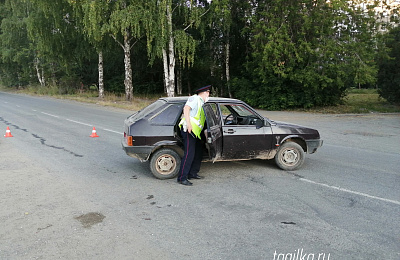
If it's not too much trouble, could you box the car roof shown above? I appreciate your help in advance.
[159,96,242,103]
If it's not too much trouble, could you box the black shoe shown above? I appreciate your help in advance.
[188,175,203,180]
[178,180,193,186]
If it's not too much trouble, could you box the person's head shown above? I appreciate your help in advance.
[195,85,211,101]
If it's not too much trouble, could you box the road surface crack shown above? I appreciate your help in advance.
[31,133,84,157]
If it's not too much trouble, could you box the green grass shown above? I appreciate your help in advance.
[0,85,158,111]
[1,85,399,113]
[307,88,400,114]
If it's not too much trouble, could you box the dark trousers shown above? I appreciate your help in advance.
[177,129,203,182]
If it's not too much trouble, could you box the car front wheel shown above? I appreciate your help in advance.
[150,148,181,179]
[274,142,305,171]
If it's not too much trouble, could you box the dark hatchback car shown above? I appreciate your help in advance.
[122,97,323,179]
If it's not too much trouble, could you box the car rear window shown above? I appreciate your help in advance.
[130,100,165,121]
[149,103,183,125]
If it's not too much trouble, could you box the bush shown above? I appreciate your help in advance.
[378,27,400,105]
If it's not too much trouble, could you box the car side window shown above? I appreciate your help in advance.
[207,103,221,125]
[203,104,219,128]
[219,105,231,118]
[220,104,260,126]
[150,104,183,125]
[230,105,254,117]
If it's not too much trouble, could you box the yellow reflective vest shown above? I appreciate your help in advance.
[179,95,205,139]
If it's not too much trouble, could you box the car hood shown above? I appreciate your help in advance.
[270,120,320,136]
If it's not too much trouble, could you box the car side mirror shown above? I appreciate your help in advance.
[255,119,264,129]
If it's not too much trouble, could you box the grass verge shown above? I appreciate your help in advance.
[294,89,400,114]
[0,85,159,111]
[1,85,399,113]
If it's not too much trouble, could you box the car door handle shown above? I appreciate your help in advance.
[224,129,236,134]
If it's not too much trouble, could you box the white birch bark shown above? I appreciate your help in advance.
[110,30,133,101]
[162,48,169,94]
[164,4,175,97]
[98,51,104,99]
[123,31,133,101]
[34,57,45,87]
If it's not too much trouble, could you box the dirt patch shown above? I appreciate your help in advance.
[74,212,106,228]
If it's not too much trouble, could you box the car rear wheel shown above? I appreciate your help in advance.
[150,148,181,179]
[274,142,305,171]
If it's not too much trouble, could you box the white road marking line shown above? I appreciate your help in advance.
[41,112,59,118]
[102,128,123,135]
[300,178,400,206]
[66,119,122,135]
[4,103,123,135]
[65,118,93,127]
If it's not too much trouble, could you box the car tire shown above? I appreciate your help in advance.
[150,148,181,179]
[274,142,305,171]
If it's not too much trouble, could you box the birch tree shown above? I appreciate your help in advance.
[208,0,234,97]
[72,0,148,101]
[104,0,149,101]
[26,0,94,91]
[70,0,112,99]
[162,3,176,97]
[149,0,207,97]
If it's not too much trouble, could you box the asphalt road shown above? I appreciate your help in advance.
[1,92,399,260]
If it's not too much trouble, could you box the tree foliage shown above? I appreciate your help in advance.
[0,0,397,109]
[0,0,34,86]
[25,0,95,91]
[377,26,400,104]
[231,0,381,109]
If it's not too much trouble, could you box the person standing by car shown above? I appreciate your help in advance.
[177,85,211,186]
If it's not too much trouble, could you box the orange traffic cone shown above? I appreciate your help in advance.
[90,127,99,138]
[4,126,13,137]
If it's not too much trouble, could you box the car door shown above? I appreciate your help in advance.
[219,103,273,160]
[203,103,222,162]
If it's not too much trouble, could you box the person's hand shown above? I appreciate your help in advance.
[187,124,193,133]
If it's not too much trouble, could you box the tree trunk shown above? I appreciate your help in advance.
[225,36,232,98]
[98,51,104,99]
[41,68,45,86]
[162,48,169,94]
[177,67,182,95]
[163,4,175,97]
[51,63,57,86]
[123,30,133,101]
[210,39,216,78]
[210,39,219,95]
[34,57,45,87]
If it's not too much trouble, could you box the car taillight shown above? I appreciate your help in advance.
[127,135,133,146]
[124,132,133,146]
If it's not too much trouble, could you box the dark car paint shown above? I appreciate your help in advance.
[122,97,322,164]
[219,124,273,160]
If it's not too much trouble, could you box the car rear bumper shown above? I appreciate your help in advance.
[306,139,323,154]
[121,140,154,162]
